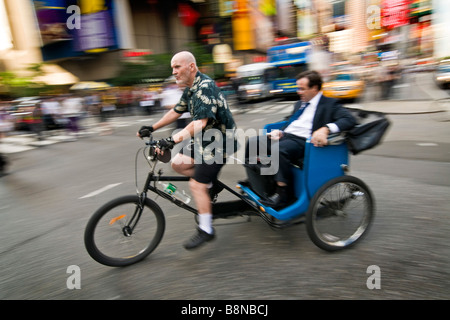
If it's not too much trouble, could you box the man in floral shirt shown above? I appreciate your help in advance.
[138,51,237,249]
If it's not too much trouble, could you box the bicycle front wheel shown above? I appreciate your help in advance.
[306,176,374,252]
[84,195,165,267]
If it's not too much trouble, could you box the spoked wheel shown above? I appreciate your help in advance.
[84,195,165,267]
[306,176,374,252]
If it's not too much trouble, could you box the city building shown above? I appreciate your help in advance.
[1,0,448,95]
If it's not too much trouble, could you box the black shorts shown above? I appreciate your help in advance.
[178,142,224,184]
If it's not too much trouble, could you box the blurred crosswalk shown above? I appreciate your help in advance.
[229,100,294,115]
[0,118,137,154]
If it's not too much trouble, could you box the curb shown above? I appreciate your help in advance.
[346,99,450,115]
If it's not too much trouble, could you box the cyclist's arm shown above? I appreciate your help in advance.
[172,118,208,143]
[152,109,181,130]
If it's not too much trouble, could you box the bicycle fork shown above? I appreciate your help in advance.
[122,195,146,237]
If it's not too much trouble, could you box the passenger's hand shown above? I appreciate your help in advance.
[311,127,329,147]
[137,125,154,138]
[267,130,283,140]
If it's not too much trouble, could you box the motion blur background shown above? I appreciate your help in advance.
[1,0,449,145]
[0,0,447,95]
[1,1,450,301]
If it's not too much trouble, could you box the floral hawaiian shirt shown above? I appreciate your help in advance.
[174,71,238,162]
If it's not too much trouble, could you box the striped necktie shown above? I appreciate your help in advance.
[287,102,309,125]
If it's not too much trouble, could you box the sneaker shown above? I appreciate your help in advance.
[183,228,215,250]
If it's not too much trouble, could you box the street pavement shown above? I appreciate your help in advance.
[1,75,449,300]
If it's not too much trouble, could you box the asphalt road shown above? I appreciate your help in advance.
[0,98,449,302]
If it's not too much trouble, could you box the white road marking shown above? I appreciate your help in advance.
[79,183,122,199]
[137,118,155,122]
[416,142,438,146]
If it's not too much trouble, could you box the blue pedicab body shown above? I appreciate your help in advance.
[238,121,349,221]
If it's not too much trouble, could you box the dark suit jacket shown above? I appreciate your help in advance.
[282,94,356,133]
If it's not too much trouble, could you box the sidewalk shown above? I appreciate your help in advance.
[348,71,450,115]
[0,115,143,154]
[347,99,449,115]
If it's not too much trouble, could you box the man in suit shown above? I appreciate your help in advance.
[245,70,356,208]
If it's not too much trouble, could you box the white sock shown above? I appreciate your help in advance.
[198,213,213,234]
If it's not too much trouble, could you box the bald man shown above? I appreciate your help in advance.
[138,51,237,249]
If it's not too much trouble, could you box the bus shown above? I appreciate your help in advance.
[267,41,311,97]
[236,62,276,102]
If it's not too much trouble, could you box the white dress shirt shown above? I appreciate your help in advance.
[284,92,339,138]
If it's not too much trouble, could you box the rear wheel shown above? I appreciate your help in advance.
[306,176,374,251]
[84,195,165,267]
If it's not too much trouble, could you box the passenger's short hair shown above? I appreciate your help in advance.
[296,70,323,91]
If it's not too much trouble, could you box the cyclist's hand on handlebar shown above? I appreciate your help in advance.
[137,125,154,138]
[156,137,175,150]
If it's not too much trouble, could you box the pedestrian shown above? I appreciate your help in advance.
[40,97,61,131]
[99,89,116,135]
[160,76,190,129]
[30,102,44,140]
[137,51,238,250]
[244,70,356,209]
[380,62,400,100]
[139,88,155,114]
[61,94,84,140]
[0,101,14,139]
[0,101,13,175]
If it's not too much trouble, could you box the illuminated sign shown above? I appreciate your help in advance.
[33,0,119,61]
[381,0,410,29]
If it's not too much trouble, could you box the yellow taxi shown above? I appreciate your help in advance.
[322,72,365,102]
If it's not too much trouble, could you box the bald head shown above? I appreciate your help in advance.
[171,51,198,87]
[172,51,197,66]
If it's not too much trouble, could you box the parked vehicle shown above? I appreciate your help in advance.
[322,72,365,102]
[236,63,275,102]
[9,97,41,131]
[435,60,450,89]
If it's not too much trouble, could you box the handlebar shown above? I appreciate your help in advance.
[143,135,170,149]
[142,135,172,163]
[145,140,158,146]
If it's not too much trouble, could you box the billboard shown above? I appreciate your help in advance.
[33,0,119,61]
[381,0,410,29]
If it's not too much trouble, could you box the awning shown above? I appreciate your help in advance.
[33,64,79,86]
[70,81,111,90]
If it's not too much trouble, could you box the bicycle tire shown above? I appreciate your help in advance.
[84,195,165,267]
[306,176,374,252]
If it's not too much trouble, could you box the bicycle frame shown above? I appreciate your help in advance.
[135,140,260,219]
[139,124,350,228]
[84,127,373,267]
[141,169,261,218]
